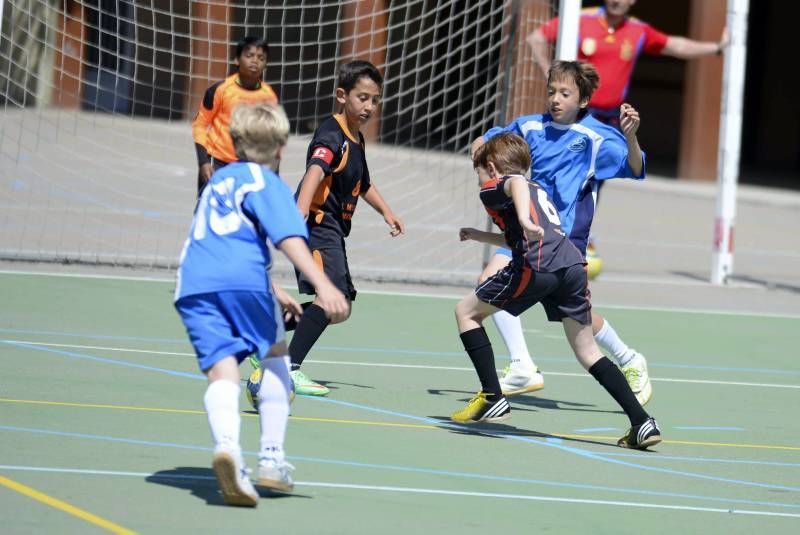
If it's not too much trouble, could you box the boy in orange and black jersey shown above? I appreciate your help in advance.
[288,60,405,396]
[192,36,278,195]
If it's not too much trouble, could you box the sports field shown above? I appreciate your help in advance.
[1,248,799,533]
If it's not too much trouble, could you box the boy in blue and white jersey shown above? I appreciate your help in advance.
[471,61,652,407]
[175,103,348,507]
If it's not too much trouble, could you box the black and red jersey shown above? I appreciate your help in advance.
[297,114,372,238]
[480,175,584,272]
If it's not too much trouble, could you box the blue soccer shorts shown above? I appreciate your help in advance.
[495,247,513,258]
[175,291,284,372]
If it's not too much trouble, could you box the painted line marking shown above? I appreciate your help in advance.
[0,465,798,519]
[0,474,136,534]
[1,269,799,319]
[1,397,798,452]
[5,339,800,390]
[675,426,746,432]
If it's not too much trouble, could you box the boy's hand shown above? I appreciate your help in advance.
[315,283,349,323]
[519,218,544,241]
[273,284,303,325]
[619,103,640,138]
[470,137,486,160]
[459,227,480,242]
[199,163,213,184]
[385,213,405,237]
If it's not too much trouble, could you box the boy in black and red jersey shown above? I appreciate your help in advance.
[288,60,405,396]
[453,133,660,450]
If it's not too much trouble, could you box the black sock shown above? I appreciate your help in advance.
[460,327,502,400]
[289,304,331,369]
[589,357,649,426]
[283,301,314,332]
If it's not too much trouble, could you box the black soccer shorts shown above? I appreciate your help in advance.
[475,262,591,324]
[295,233,356,301]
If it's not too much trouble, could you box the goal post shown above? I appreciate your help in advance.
[711,0,749,285]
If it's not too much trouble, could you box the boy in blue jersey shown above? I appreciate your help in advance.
[471,60,652,406]
[454,133,660,450]
[175,103,348,506]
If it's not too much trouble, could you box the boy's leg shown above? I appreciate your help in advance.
[205,357,259,507]
[481,252,543,395]
[290,243,354,396]
[451,293,510,423]
[592,312,652,405]
[255,343,295,492]
[563,317,660,449]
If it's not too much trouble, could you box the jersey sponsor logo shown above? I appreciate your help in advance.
[312,146,335,165]
[568,137,588,153]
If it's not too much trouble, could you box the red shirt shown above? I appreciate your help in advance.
[541,7,668,110]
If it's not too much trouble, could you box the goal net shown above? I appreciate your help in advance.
[0,0,554,286]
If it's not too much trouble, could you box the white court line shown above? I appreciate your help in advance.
[0,464,797,519]
[6,340,800,390]
[1,269,799,319]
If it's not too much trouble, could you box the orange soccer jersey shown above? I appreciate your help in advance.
[192,74,278,164]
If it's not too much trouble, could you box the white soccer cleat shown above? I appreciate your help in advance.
[621,351,652,406]
[257,458,295,493]
[211,446,258,507]
[499,365,545,396]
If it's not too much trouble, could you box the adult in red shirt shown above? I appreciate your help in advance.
[529,0,728,125]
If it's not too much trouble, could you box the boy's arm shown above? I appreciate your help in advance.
[459,227,507,247]
[271,282,303,325]
[295,165,325,219]
[662,27,729,59]
[192,83,220,183]
[619,104,644,177]
[526,27,552,77]
[505,176,544,242]
[361,184,404,237]
[276,236,349,321]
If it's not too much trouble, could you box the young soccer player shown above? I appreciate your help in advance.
[454,132,660,450]
[287,60,405,396]
[471,60,652,406]
[175,103,348,506]
[191,36,278,195]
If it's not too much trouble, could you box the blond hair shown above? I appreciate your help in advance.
[230,103,290,167]
[473,133,531,176]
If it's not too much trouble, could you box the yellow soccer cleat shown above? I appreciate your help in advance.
[450,392,511,423]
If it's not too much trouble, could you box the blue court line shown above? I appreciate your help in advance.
[2,326,799,376]
[1,424,798,512]
[310,396,800,493]
[675,426,746,432]
[594,451,800,468]
[5,340,799,493]
[0,340,204,380]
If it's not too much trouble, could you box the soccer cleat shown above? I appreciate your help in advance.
[450,392,511,424]
[621,351,653,406]
[617,417,662,450]
[257,458,295,493]
[290,369,330,396]
[248,353,260,370]
[211,446,258,507]
[499,365,545,396]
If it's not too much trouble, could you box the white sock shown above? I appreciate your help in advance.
[258,355,292,462]
[204,379,241,455]
[594,319,635,366]
[492,310,536,370]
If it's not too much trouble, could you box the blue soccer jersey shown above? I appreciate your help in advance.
[484,112,646,255]
[175,161,308,300]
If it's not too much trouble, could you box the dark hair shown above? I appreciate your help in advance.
[547,60,600,103]
[473,133,531,175]
[235,36,269,58]
[337,60,383,92]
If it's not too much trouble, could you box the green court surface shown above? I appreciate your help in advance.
[1,271,799,533]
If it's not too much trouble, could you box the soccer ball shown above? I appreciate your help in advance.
[586,248,603,280]
[245,367,296,411]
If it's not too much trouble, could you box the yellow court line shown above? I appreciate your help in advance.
[3,397,799,452]
[0,474,136,534]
